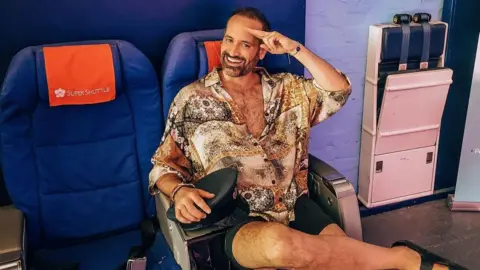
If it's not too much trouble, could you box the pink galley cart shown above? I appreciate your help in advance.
[358,13,454,208]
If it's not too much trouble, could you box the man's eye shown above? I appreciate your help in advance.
[242,43,250,48]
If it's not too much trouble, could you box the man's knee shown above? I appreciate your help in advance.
[319,223,347,237]
[256,222,310,268]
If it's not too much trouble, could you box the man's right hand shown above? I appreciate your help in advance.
[174,187,215,224]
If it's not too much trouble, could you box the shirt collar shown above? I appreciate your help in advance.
[204,66,277,88]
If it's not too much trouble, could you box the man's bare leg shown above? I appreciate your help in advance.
[319,223,347,237]
[316,224,449,270]
[231,221,448,270]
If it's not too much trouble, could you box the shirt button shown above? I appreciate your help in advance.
[278,197,283,202]
[263,158,269,162]
[253,142,258,146]
[264,112,269,117]
[272,180,276,184]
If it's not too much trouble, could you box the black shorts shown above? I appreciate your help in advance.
[223,195,335,269]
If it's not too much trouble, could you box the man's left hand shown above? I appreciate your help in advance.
[247,28,299,55]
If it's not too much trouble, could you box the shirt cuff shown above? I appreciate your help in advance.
[148,164,187,195]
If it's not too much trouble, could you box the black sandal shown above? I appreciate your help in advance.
[391,240,470,270]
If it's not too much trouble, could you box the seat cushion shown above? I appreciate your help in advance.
[33,229,141,270]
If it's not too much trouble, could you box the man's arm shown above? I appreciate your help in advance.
[148,96,193,197]
[149,96,214,223]
[149,166,183,198]
[246,28,352,126]
[292,44,350,92]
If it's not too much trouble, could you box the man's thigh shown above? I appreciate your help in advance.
[223,195,342,269]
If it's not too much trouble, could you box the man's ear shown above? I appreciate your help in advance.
[258,45,268,60]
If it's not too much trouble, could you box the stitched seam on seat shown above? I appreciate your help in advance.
[41,179,139,196]
[34,132,135,148]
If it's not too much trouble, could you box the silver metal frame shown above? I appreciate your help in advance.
[449,33,480,212]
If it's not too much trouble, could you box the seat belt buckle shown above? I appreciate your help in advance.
[126,257,147,270]
[420,62,429,69]
[398,63,407,71]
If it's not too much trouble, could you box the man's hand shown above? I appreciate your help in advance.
[246,28,299,54]
[174,187,215,224]
[248,28,350,92]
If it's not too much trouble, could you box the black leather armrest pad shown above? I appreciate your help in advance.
[308,154,345,182]
[0,205,24,264]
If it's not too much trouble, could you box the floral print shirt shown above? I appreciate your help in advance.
[149,67,351,224]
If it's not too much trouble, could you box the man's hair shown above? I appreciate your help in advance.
[229,7,271,32]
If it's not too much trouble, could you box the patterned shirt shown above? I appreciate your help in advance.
[149,66,351,224]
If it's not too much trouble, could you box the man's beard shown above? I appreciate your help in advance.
[221,52,258,77]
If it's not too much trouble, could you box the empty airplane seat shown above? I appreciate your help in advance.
[359,14,453,208]
[0,40,164,269]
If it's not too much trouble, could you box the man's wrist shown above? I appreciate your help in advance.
[171,183,195,201]
[288,42,302,56]
[155,173,184,197]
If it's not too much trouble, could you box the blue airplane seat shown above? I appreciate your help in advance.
[0,40,164,269]
[160,28,293,121]
[156,29,363,269]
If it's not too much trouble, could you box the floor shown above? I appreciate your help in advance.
[361,199,480,269]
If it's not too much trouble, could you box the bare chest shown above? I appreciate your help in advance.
[226,85,266,138]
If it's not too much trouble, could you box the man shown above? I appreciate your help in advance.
[149,7,451,270]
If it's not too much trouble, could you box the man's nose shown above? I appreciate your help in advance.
[229,44,241,56]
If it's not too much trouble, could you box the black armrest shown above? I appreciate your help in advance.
[308,154,346,181]
[307,154,363,241]
[0,205,25,268]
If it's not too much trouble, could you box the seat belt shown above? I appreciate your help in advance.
[117,217,159,270]
[414,13,432,70]
[393,14,412,71]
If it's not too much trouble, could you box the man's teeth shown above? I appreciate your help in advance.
[227,56,242,63]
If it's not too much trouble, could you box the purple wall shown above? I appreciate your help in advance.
[305,0,444,190]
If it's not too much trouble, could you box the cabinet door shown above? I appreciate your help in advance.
[372,146,435,203]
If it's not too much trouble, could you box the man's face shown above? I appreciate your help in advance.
[221,15,267,77]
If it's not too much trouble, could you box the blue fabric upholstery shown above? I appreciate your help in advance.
[160,29,296,121]
[33,230,142,270]
[0,40,164,267]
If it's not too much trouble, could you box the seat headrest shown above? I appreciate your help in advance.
[160,29,292,121]
[36,43,121,107]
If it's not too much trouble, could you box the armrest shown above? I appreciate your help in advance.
[0,205,25,268]
[307,154,363,241]
[155,192,229,270]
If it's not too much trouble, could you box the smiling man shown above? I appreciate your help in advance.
[149,7,454,270]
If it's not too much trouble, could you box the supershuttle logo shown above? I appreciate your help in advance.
[54,87,111,98]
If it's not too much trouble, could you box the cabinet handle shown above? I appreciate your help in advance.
[376,161,383,173]
[426,152,433,164]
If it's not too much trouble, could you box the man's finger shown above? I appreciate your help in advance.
[175,207,191,224]
[185,202,205,219]
[180,206,199,222]
[198,189,215,199]
[246,28,269,38]
[260,44,272,52]
[192,195,211,214]
[265,36,277,51]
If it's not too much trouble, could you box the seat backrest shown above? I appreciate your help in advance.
[160,29,295,120]
[0,40,164,249]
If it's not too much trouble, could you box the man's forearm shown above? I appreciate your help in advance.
[156,173,183,198]
[293,44,350,91]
